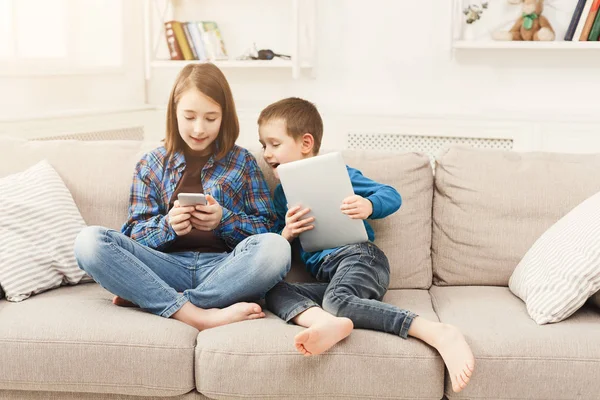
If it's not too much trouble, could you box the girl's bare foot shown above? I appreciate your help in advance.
[172,301,265,331]
[408,318,475,393]
[112,296,138,307]
[294,317,353,356]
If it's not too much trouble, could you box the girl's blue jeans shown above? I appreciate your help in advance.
[74,226,291,318]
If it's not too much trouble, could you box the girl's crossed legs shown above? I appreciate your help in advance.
[75,226,291,331]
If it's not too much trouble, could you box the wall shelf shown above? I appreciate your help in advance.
[150,59,313,69]
[453,41,600,50]
[143,0,317,80]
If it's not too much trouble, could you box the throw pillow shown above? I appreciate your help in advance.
[0,160,90,302]
[590,291,600,310]
[509,190,600,324]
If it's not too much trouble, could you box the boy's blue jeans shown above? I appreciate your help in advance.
[74,226,291,318]
[265,242,417,339]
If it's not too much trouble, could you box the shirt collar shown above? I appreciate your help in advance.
[168,148,224,171]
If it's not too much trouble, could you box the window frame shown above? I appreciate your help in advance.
[0,0,127,77]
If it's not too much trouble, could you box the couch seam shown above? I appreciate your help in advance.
[0,379,193,391]
[471,356,600,362]
[197,349,439,359]
[0,339,194,349]
[201,391,439,399]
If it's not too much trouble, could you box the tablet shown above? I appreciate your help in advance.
[276,152,368,252]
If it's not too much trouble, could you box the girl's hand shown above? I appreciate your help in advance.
[282,205,315,242]
[190,194,223,231]
[341,195,373,220]
[168,200,195,236]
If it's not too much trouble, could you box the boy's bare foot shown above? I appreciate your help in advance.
[294,317,353,356]
[113,296,138,307]
[172,301,265,331]
[436,324,475,392]
[408,318,475,393]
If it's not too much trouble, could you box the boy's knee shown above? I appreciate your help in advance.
[322,289,350,317]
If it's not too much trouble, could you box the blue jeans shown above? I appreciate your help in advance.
[74,226,291,318]
[265,242,417,339]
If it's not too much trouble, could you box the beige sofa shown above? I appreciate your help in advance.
[0,136,599,400]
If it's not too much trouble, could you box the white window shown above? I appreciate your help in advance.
[0,0,123,75]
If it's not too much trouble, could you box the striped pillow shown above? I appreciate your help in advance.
[591,291,600,310]
[509,190,600,324]
[0,160,90,302]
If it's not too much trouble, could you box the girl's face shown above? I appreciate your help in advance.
[176,88,222,156]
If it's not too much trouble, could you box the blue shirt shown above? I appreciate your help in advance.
[121,145,276,251]
[272,166,401,276]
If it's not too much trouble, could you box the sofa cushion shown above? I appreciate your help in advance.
[194,289,444,399]
[509,189,600,324]
[254,149,434,289]
[0,160,89,302]
[432,146,600,286]
[430,285,600,399]
[0,283,198,397]
[0,137,157,231]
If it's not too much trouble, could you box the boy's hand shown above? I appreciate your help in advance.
[341,195,373,219]
[168,200,195,236]
[282,205,315,242]
[190,194,223,231]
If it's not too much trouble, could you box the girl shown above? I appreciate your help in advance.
[74,63,291,331]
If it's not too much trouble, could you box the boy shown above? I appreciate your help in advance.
[258,98,474,393]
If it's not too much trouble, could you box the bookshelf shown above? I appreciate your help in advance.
[451,0,600,51]
[453,40,600,49]
[143,0,317,80]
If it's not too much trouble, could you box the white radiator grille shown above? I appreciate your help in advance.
[347,133,513,161]
[32,126,144,141]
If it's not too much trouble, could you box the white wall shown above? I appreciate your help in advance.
[2,1,600,154]
[146,0,600,151]
[0,1,146,119]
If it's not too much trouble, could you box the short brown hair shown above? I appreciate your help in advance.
[165,63,239,159]
[258,97,323,154]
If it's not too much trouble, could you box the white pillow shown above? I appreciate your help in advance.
[0,160,90,302]
[509,190,600,324]
[591,291,600,310]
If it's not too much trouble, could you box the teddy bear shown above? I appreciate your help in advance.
[493,0,555,41]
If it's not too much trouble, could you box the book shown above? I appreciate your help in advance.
[182,22,199,60]
[574,0,595,40]
[167,20,194,61]
[201,21,228,61]
[565,0,587,40]
[579,0,600,40]
[187,22,207,61]
[164,21,183,60]
[588,6,600,40]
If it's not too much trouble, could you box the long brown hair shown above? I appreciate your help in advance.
[164,63,239,159]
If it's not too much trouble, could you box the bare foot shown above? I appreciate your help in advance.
[294,317,353,356]
[112,296,138,307]
[432,324,475,393]
[172,301,265,331]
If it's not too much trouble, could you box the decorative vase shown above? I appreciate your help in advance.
[462,24,476,40]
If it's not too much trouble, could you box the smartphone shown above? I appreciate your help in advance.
[177,193,207,207]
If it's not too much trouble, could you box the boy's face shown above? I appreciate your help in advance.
[259,118,311,179]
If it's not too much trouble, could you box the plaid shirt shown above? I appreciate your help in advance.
[121,145,276,251]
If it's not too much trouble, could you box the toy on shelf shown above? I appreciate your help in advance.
[492,0,556,41]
